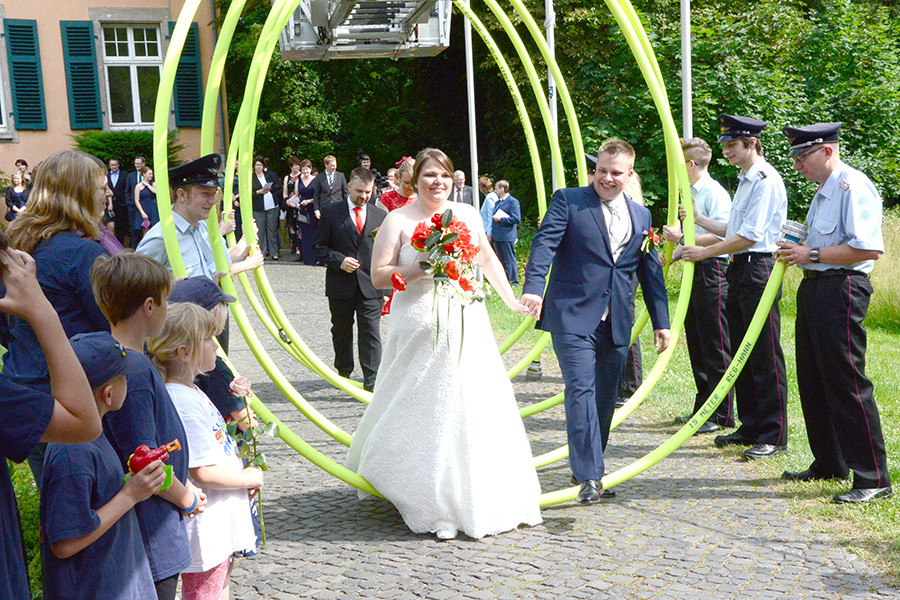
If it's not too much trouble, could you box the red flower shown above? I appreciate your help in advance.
[391,272,407,291]
[460,244,480,262]
[410,221,431,249]
[431,213,445,228]
[459,277,474,292]
[445,261,460,280]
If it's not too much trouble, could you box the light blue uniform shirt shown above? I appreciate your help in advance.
[481,191,498,236]
[802,160,883,274]
[136,212,232,278]
[726,158,787,253]
[690,173,732,258]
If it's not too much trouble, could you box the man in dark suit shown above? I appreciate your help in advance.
[451,170,475,206]
[124,156,147,249]
[314,167,388,391]
[491,180,521,285]
[107,158,129,245]
[313,155,349,220]
[522,139,671,504]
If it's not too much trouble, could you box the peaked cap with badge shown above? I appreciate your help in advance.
[717,114,768,143]
[168,153,222,189]
[781,122,842,157]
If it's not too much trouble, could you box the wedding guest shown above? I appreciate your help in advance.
[15,158,32,184]
[133,167,159,236]
[491,180,521,285]
[376,157,415,213]
[125,156,148,249]
[346,148,541,540]
[314,168,387,392]
[479,176,498,240]
[251,157,282,260]
[312,155,348,219]
[107,158,130,244]
[4,171,29,222]
[450,170,475,205]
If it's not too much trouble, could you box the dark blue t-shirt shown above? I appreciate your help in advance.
[41,434,155,600]
[0,375,54,600]
[0,232,109,383]
[102,351,191,581]
[195,356,244,419]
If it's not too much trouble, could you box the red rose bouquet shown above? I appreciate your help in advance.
[409,208,484,304]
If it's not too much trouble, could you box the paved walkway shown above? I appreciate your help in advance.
[226,260,898,599]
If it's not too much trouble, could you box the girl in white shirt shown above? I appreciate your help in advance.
[148,303,263,600]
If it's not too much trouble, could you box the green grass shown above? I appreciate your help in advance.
[487,213,900,583]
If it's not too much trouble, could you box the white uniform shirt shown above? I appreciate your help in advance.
[726,158,787,253]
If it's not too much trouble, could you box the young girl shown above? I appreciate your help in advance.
[148,303,263,599]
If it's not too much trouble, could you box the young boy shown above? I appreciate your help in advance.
[41,332,165,600]
[0,237,100,600]
[91,253,206,600]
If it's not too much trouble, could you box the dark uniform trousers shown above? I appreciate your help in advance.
[328,289,383,389]
[726,253,788,446]
[685,257,734,425]
[796,271,889,488]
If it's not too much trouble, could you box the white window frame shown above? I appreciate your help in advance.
[100,23,163,130]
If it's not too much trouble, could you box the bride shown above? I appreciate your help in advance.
[345,148,542,540]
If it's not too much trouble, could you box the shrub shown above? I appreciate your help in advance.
[71,130,184,170]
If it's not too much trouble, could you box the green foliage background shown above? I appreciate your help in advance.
[218,0,900,225]
[71,130,184,171]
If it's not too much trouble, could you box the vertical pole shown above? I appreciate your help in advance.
[464,0,480,209]
[681,0,692,138]
[545,0,557,192]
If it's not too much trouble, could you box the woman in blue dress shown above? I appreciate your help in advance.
[285,158,317,265]
[133,167,159,235]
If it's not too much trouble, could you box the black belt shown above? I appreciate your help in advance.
[729,252,771,264]
[698,256,729,265]
[802,268,868,280]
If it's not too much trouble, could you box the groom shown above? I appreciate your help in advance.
[521,139,671,504]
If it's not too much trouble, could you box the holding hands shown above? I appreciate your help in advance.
[520,293,543,318]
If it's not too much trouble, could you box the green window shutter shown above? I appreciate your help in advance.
[168,21,202,127]
[60,21,102,129]
[3,19,46,130]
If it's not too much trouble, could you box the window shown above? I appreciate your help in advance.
[101,24,161,127]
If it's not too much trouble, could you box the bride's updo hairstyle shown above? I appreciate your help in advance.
[412,148,454,191]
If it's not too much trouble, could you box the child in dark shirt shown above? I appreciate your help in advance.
[91,253,207,600]
[41,332,165,600]
[0,235,100,600]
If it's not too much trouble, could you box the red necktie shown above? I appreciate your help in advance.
[354,206,363,233]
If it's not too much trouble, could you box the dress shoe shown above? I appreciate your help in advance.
[833,486,893,504]
[615,397,628,408]
[435,527,458,540]
[570,477,616,498]
[714,432,755,448]
[742,443,787,460]
[674,415,692,424]
[577,480,602,504]
[782,468,847,482]
[694,421,723,435]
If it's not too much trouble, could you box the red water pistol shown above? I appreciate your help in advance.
[127,439,181,474]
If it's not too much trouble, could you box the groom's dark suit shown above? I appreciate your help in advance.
[523,185,669,482]
[314,200,387,391]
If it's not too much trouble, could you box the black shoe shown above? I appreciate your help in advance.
[694,422,723,435]
[714,432,755,448]
[363,382,375,392]
[782,468,847,482]
[577,480,601,505]
[674,415,692,424]
[273,254,280,261]
[570,477,616,498]
[615,397,629,408]
[742,443,787,460]
[832,486,893,504]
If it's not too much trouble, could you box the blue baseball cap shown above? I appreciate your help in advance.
[168,276,236,310]
[69,332,144,390]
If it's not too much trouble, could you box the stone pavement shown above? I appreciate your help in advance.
[226,260,899,599]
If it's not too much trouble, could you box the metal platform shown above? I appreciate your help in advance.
[278,0,451,60]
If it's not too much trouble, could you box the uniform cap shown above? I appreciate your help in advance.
[717,114,768,143]
[782,122,842,156]
[168,154,222,189]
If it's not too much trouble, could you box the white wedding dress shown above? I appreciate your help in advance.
[346,244,542,539]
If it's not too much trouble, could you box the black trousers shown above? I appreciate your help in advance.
[328,291,383,390]
[685,257,734,425]
[796,272,889,488]
[726,254,788,446]
[113,200,130,245]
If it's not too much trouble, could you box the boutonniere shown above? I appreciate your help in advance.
[370,226,379,241]
[640,227,662,254]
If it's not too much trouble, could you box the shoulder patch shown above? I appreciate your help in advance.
[758,171,768,179]
[840,179,850,191]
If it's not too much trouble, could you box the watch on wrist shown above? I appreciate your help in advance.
[809,248,820,263]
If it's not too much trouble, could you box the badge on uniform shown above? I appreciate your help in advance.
[840,179,850,191]
[758,171,768,179]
